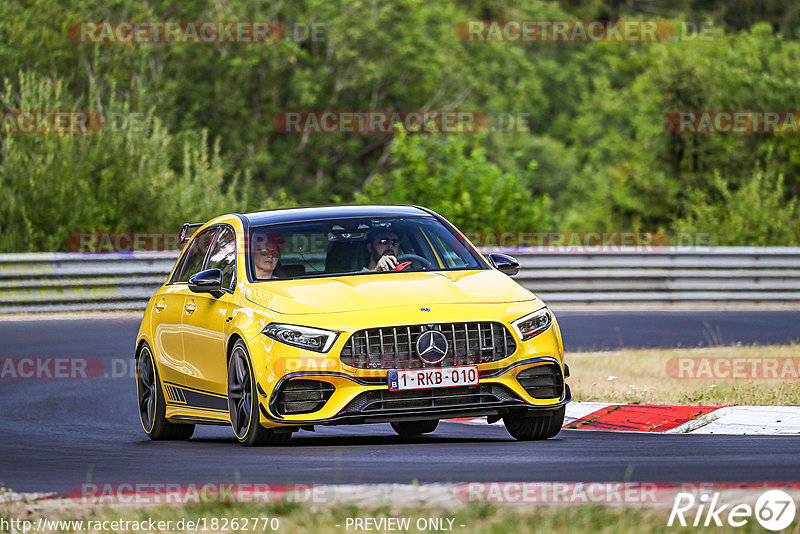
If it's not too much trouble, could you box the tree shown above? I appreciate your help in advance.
[355,129,551,232]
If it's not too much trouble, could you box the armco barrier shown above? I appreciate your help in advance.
[1,247,799,314]
[0,252,178,314]
[500,246,800,305]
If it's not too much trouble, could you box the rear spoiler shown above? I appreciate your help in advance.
[178,222,203,244]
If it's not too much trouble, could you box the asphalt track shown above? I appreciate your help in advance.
[1,311,799,493]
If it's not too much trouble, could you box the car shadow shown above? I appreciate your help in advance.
[182,433,513,447]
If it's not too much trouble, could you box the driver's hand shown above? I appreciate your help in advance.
[375,255,398,271]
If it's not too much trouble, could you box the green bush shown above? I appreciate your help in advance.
[355,130,551,233]
[674,163,800,246]
[0,72,287,251]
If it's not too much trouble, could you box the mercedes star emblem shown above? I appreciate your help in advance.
[415,330,449,364]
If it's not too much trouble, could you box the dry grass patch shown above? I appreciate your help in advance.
[567,344,800,406]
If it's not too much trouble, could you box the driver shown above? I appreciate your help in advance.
[366,231,402,271]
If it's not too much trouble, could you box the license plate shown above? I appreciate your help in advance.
[388,365,478,391]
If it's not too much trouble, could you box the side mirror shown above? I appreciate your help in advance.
[488,253,519,276]
[188,268,224,297]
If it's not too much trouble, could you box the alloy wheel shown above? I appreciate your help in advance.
[228,348,252,438]
[137,348,157,432]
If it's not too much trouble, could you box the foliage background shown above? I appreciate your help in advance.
[0,0,798,251]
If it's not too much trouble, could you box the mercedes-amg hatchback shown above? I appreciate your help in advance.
[135,205,570,445]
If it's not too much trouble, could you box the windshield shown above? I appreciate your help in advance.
[247,216,484,281]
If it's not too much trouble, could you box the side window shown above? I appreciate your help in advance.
[206,227,236,291]
[176,228,218,283]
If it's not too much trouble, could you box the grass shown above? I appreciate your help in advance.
[568,344,800,405]
[3,502,796,534]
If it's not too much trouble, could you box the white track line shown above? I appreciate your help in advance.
[451,403,800,435]
[669,406,800,435]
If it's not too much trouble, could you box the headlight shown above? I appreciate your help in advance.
[511,308,552,341]
[262,324,339,353]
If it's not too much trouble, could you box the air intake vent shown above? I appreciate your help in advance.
[275,379,334,415]
[341,384,515,413]
[516,365,564,399]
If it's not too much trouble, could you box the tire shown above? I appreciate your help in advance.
[227,340,291,446]
[503,405,565,441]
[391,419,439,438]
[136,343,195,440]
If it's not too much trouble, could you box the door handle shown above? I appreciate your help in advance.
[184,303,197,315]
[154,301,166,312]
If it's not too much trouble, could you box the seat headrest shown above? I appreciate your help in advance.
[325,241,367,273]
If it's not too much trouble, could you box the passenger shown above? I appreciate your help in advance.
[253,234,282,279]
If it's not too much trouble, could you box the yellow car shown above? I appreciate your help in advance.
[135,205,570,446]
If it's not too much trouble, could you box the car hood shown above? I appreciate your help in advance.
[244,270,536,315]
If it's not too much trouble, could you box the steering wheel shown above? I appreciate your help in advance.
[393,253,432,271]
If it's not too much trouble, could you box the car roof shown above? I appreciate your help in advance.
[242,205,433,226]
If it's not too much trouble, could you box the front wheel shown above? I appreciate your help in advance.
[391,419,439,438]
[503,406,565,441]
[227,340,291,446]
[136,343,195,440]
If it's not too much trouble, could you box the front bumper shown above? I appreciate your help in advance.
[256,356,569,427]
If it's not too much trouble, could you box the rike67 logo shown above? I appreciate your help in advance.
[668,489,796,530]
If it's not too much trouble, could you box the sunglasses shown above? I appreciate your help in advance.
[256,248,280,259]
[376,238,401,247]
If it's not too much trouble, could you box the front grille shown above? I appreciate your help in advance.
[516,364,564,399]
[340,322,516,369]
[341,384,516,413]
[275,379,335,415]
